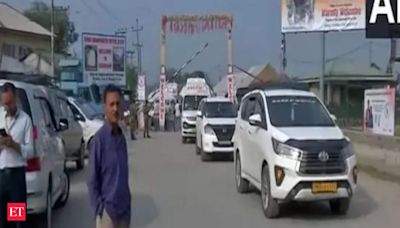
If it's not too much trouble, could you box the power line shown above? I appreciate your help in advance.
[95,0,120,22]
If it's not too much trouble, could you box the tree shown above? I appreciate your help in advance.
[24,1,79,54]
[126,66,138,96]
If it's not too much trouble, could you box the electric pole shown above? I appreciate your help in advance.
[131,18,143,74]
[51,0,55,78]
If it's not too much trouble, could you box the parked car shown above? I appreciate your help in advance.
[68,97,103,156]
[233,86,357,218]
[42,87,85,169]
[0,80,70,228]
[195,97,237,161]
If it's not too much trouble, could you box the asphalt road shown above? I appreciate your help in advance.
[31,132,400,228]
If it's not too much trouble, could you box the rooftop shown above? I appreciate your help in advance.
[0,2,52,37]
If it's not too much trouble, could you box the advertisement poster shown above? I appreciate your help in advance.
[227,74,234,102]
[159,74,167,129]
[137,75,146,101]
[281,0,365,33]
[364,88,396,136]
[82,33,126,85]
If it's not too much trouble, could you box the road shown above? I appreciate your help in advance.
[31,132,400,228]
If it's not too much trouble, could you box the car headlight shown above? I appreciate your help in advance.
[342,140,355,159]
[272,138,303,160]
[204,125,216,136]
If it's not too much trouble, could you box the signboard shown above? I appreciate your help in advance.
[281,0,365,33]
[364,87,396,136]
[82,33,126,85]
[227,74,234,102]
[167,83,178,97]
[159,74,166,130]
[137,75,146,101]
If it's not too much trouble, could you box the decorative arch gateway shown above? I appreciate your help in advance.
[159,14,234,130]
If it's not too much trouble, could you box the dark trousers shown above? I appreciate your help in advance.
[0,167,27,228]
[144,117,150,137]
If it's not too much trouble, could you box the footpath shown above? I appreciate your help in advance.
[344,129,400,182]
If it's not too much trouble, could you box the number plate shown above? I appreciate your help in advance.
[219,141,231,145]
[312,182,337,193]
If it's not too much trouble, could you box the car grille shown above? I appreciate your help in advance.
[183,122,196,129]
[210,125,235,141]
[213,142,234,148]
[285,139,347,175]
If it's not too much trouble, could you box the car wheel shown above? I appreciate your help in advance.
[76,141,85,170]
[261,164,280,218]
[329,198,350,215]
[200,140,211,161]
[46,183,53,228]
[235,153,249,193]
[182,137,186,144]
[55,171,70,208]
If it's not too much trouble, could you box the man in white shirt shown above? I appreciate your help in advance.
[0,82,33,228]
[174,101,181,132]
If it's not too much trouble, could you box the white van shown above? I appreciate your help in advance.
[0,80,70,227]
[180,78,211,142]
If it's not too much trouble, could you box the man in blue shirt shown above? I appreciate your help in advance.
[88,84,131,228]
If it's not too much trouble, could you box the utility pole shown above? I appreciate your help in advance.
[132,18,144,74]
[51,0,55,79]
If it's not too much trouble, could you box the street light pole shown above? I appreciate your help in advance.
[51,0,55,79]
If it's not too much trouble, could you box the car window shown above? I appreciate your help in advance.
[244,97,256,121]
[0,86,32,119]
[240,98,248,120]
[69,103,84,121]
[39,99,56,132]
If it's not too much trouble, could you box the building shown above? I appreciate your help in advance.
[0,2,51,67]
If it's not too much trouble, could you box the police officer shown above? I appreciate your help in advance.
[143,100,152,138]
[129,98,138,140]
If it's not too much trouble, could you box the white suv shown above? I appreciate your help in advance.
[195,97,237,161]
[233,88,357,218]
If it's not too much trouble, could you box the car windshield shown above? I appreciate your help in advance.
[266,96,334,127]
[183,95,207,111]
[76,100,97,120]
[204,102,236,118]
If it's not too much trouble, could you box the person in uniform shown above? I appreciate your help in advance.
[129,99,138,140]
[143,100,152,138]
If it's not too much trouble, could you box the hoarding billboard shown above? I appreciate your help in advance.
[281,0,365,33]
[82,33,126,85]
[364,87,396,136]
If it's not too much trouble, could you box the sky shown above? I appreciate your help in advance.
[4,0,392,86]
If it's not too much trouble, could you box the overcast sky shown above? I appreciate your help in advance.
[5,0,392,85]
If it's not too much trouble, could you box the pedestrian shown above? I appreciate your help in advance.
[143,100,152,138]
[88,84,131,228]
[129,98,138,140]
[0,82,33,228]
[174,100,181,132]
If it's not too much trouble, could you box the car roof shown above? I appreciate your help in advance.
[263,89,315,97]
[204,97,231,103]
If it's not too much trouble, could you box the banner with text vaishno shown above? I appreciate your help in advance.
[281,0,365,33]
[82,33,126,86]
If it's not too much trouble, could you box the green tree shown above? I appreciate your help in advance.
[126,66,138,96]
[24,1,78,54]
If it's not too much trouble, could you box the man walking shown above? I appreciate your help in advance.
[88,85,131,228]
[129,98,138,140]
[143,100,152,138]
[0,82,33,228]
[174,101,181,132]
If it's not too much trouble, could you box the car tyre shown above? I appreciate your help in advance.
[182,137,187,144]
[195,136,201,155]
[200,142,211,161]
[76,141,85,170]
[55,171,70,208]
[329,198,350,215]
[235,153,249,193]
[261,164,280,218]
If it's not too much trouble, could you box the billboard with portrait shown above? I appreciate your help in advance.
[82,33,126,86]
[281,0,365,33]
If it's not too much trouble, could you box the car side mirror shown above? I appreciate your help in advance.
[330,114,337,122]
[249,114,262,126]
[59,118,69,131]
[197,110,202,118]
[74,114,85,122]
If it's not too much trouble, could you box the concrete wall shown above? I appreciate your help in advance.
[0,29,50,59]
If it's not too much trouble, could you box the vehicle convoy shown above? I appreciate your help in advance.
[0,80,70,227]
[180,78,212,142]
[68,97,104,156]
[195,97,237,161]
[233,85,357,218]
